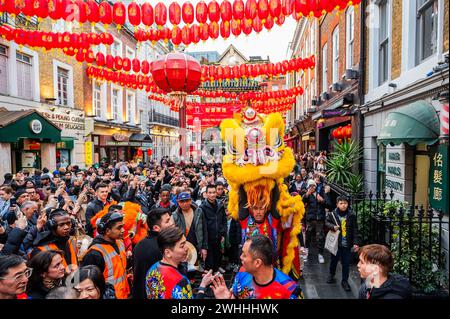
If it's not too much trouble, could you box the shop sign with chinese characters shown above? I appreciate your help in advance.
[428,144,448,214]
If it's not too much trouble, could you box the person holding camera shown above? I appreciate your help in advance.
[29,209,78,274]
[82,207,130,299]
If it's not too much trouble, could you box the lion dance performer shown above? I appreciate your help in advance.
[220,107,305,279]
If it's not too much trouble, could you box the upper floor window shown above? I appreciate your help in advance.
[346,7,355,69]
[322,43,328,93]
[0,45,8,95]
[94,82,102,117]
[379,0,389,85]
[416,0,438,65]
[112,88,120,121]
[16,52,33,100]
[57,67,69,106]
[111,40,122,57]
[332,27,340,84]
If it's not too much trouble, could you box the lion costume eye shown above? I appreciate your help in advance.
[227,142,239,156]
[273,135,283,149]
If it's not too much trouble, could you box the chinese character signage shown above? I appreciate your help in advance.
[85,142,93,167]
[429,144,448,214]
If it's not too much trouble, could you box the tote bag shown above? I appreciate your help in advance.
[325,213,340,256]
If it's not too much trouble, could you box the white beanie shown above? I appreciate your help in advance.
[307,179,317,188]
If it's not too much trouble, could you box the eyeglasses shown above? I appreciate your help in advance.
[0,268,33,281]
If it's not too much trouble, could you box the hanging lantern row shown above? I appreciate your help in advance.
[86,65,155,92]
[0,0,361,29]
[0,24,114,50]
[201,55,314,81]
[148,94,180,112]
[331,124,352,142]
[134,15,286,47]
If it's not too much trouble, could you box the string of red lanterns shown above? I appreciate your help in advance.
[192,85,304,101]
[0,0,361,30]
[0,24,114,51]
[331,124,352,144]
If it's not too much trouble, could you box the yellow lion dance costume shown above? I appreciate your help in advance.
[220,107,305,278]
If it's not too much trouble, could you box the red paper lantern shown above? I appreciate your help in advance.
[48,0,63,20]
[220,21,231,39]
[275,14,285,25]
[112,1,126,26]
[132,58,140,73]
[252,16,263,33]
[199,23,209,41]
[169,2,181,25]
[269,0,281,17]
[231,19,241,36]
[282,0,294,16]
[196,1,208,24]
[147,149,153,156]
[245,0,258,19]
[232,0,244,20]
[114,56,123,70]
[154,2,167,27]
[122,57,131,72]
[181,25,191,45]
[128,1,141,27]
[136,148,143,157]
[242,19,253,35]
[220,0,232,22]
[22,0,35,17]
[209,22,219,39]
[171,27,182,46]
[74,0,88,24]
[106,54,114,69]
[264,15,274,29]
[85,50,95,63]
[98,0,112,25]
[208,0,220,22]
[151,52,202,93]
[86,0,100,24]
[182,1,194,25]
[95,52,105,66]
[258,0,269,20]
[141,60,150,74]
[190,24,200,44]
[141,3,154,26]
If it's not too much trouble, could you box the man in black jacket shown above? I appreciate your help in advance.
[357,244,412,299]
[85,183,110,237]
[200,184,227,272]
[302,179,329,264]
[325,195,360,291]
[132,208,174,299]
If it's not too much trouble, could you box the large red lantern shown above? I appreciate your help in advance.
[48,0,63,20]
[106,54,114,69]
[114,56,123,70]
[74,0,88,24]
[269,0,282,17]
[242,18,253,35]
[282,0,294,15]
[151,52,202,93]
[136,148,143,157]
[231,19,241,36]
[196,1,208,25]
[132,58,140,73]
[199,23,209,41]
[208,0,220,22]
[220,0,232,22]
[232,0,244,21]
[155,2,167,27]
[252,16,263,33]
[122,57,131,72]
[169,2,181,26]
[141,3,154,26]
[264,15,274,30]
[147,149,153,156]
[190,24,200,44]
[141,60,150,74]
[98,1,112,25]
[182,1,194,25]
[128,1,141,27]
[112,1,126,26]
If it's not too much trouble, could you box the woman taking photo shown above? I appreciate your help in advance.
[71,265,115,299]
[27,250,66,299]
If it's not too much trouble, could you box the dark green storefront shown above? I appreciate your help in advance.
[0,108,62,172]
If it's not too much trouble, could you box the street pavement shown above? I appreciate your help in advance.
[299,248,361,299]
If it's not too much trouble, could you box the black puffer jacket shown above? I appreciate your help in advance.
[325,208,360,248]
[302,192,327,221]
[359,273,413,299]
[199,199,227,244]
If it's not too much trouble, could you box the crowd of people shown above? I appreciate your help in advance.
[0,154,412,300]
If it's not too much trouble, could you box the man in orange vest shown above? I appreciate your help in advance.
[82,206,130,299]
[30,209,78,274]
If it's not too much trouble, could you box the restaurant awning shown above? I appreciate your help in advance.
[377,101,440,146]
[129,133,153,143]
[0,107,61,143]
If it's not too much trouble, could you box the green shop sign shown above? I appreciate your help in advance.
[429,144,449,214]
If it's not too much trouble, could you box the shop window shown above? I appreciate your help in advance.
[332,27,339,84]
[415,0,438,65]
[378,0,389,85]
[57,67,69,106]
[377,143,386,193]
[16,52,33,100]
[346,7,355,70]
[0,44,8,95]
